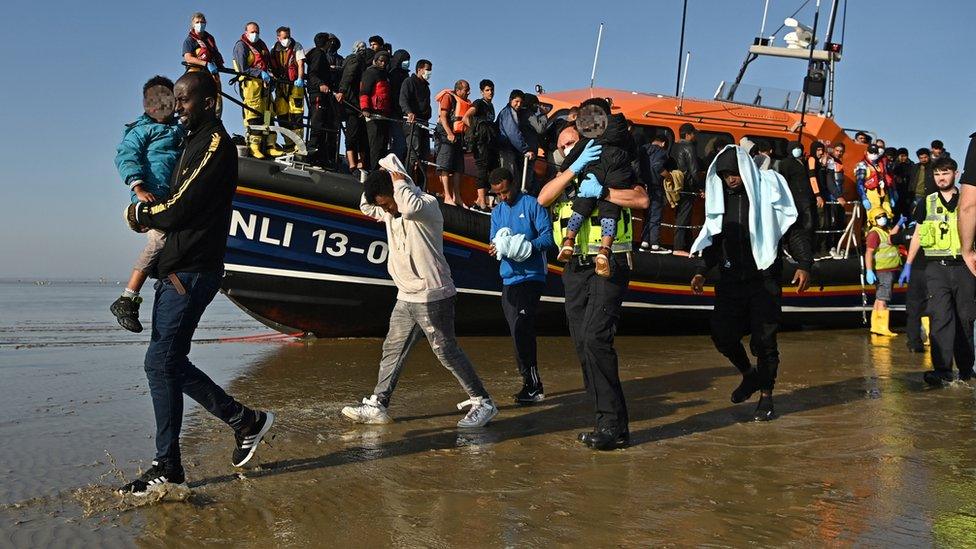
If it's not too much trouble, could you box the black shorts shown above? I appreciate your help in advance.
[435,138,464,173]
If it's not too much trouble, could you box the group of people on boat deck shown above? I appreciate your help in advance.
[105,13,976,493]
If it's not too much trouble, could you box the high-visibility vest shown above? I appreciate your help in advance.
[918,192,961,257]
[551,195,633,256]
[868,227,901,270]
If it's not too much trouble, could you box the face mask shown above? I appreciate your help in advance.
[247,32,259,43]
[876,217,888,228]
[791,148,803,158]
[563,146,574,158]
[401,60,410,69]
[867,153,880,162]
[193,22,205,33]
[279,38,291,48]
[552,149,565,166]
[421,70,431,81]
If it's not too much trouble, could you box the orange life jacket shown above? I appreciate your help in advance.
[434,89,472,133]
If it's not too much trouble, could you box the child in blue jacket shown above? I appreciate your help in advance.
[110,76,184,332]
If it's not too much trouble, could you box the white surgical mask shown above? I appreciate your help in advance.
[421,70,431,81]
[563,146,574,158]
[247,32,259,43]
[401,60,410,69]
[791,147,803,158]
[279,38,291,48]
[867,153,880,162]
[876,217,888,227]
[193,22,205,33]
[552,150,565,165]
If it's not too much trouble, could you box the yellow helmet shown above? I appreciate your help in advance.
[867,207,889,227]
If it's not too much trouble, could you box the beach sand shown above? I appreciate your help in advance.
[6,321,976,546]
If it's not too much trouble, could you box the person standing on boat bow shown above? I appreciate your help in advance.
[119,72,274,495]
[537,123,649,451]
[690,146,812,422]
[233,22,281,159]
[342,154,498,428]
[181,12,224,117]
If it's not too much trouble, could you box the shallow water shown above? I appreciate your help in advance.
[2,282,976,546]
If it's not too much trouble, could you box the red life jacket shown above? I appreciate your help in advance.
[434,89,472,133]
[240,34,271,71]
[270,41,299,81]
[189,30,223,66]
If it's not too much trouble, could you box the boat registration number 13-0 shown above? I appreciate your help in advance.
[229,210,389,265]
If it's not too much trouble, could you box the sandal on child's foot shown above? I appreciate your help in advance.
[556,237,575,263]
[595,246,612,277]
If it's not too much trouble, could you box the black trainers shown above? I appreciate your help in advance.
[753,394,775,422]
[117,460,185,496]
[923,370,954,387]
[514,383,545,405]
[578,428,630,451]
[110,295,143,333]
[232,410,275,467]
[731,368,761,404]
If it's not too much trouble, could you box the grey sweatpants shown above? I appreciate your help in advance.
[373,296,489,406]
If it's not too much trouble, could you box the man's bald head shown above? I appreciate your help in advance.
[174,72,218,130]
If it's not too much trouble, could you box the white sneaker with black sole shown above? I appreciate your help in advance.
[232,410,275,467]
[117,460,186,496]
[456,396,498,428]
[341,395,393,424]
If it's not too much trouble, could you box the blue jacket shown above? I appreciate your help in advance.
[496,104,530,154]
[115,114,183,204]
[490,193,554,285]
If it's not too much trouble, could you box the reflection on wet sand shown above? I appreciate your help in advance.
[5,331,976,546]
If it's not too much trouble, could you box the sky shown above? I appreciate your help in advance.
[2,0,974,279]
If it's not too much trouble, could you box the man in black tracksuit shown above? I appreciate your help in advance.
[691,147,812,421]
[118,72,273,495]
[305,33,342,169]
[671,123,702,253]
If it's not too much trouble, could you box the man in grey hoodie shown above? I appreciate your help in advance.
[341,154,498,428]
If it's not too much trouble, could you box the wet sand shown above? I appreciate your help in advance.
[6,325,976,547]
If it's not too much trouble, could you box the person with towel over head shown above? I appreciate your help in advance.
[690,145,813,421]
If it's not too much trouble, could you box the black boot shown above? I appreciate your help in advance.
[753,393,775,421]
[731,367,761,404]
[578,428,629,451]
[110,295,143,333]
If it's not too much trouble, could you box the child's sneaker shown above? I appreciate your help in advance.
[595,246,612,278]
[556,237,575,263]
[110,295,143,333]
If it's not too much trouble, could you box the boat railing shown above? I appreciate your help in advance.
[714,81,824,114]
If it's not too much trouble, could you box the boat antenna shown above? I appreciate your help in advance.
[796,0,822,144]
[758,0,771,38]
[676,51,691,114]
[590,22,605,92]
[675,0,689,96]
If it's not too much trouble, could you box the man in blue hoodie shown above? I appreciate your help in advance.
[111,76,184,333]
[488,167,554,403]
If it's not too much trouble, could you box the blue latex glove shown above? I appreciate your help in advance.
[568,140,603,174]
[577,173,604,199]
[866,269,876,285]
[294,78,305,88]
[861,198,872,210]
[890,198,896,210]
[260,71,271,83]
[206,62,218,75]
[898,263,912,285]
[897,215,907,228]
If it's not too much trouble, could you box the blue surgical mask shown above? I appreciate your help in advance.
[193,22,205,33]
[401,60,410,69]
[876,216,888,227]
[247,32,259,43]
[791,148,803,159]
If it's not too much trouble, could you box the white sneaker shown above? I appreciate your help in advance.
[649,244,671,254]
[640,241,650,250]
[456,397,498,428]
[341,395,393,424]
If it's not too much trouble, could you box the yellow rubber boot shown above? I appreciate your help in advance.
[248,135,267,159]
[921,316,931,346]
[870,309,897,337]
[266,134,285,158]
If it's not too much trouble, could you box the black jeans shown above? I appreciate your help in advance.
[365,118,390,170]
[673,192,695,251]
[307,92,340,169]
[710,273,782,391]
[925,261,975,375]
[144,271,251,466]
[501,281,545,387]
[473,145,500,191]
[563,254,630,434]
[906,258,929,349]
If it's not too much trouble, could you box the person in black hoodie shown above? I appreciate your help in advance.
[388,49,411,162]
[690,147,812,422]
[118,72,274,496]
[305,32,342,169]
[776,140,816,248]
[359,50,393,169]
[399,59,433,184]
[337,41,371,174]
[555,98,637,278]
[671,123,703,254]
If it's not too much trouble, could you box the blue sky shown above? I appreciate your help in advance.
[2,0,974,278]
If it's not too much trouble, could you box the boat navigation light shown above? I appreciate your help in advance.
[783,17,814,49]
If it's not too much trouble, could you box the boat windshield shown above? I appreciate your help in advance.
[715,81,824,114]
